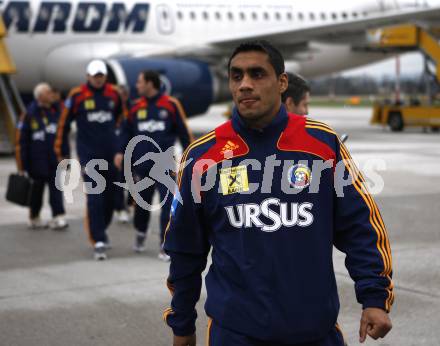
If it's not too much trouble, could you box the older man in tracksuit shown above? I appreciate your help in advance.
[55,60,125,260]
[16,82,68,230]
[114,70,193,261]
[163,41,393,346]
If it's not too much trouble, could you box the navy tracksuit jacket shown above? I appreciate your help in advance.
[55,83,124,244]
[16,100,66,218]
[118,92,193,243]
[163,106,393,344]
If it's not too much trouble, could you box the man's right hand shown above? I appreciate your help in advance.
[114,153,123,170]
[173,334,196,346]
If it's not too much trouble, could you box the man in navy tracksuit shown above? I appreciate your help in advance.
[114,70,193,260]
[16,83,68,230]
[163,41,393,345]
[113,85,132,224]
[55,60,125,260]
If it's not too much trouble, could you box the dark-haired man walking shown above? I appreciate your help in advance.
[163,41,393,346]
[115,70,193,260]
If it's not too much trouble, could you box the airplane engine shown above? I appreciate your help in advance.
[106,58,221,117]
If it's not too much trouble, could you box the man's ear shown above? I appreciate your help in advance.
[285,97,295,112]
[279,73,288,94]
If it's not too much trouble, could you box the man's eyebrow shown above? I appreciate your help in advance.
[229,66,267,73]
[248,67,266,73]
[229,67,243,73]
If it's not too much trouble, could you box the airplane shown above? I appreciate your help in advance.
[1,0,440,117]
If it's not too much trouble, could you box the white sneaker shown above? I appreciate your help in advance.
[133,232,146,253]
[158,250,170,262]
[116,210,130,224]
[49,216,68,230]
[94,242,107,261]
[28,217,48,230]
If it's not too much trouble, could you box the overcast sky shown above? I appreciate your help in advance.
[341,52,425,78]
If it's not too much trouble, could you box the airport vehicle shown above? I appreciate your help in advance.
[369,25,440,131]
[1,0,440,152]
[371,102,440,131]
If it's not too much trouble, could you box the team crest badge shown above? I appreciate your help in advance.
[288,164,312,189]
[220,165,249,196]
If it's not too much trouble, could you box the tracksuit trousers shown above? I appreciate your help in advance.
[207,319,347,346]
[30,174,65,219]
[82,163,117,244]
[133,180,173,245]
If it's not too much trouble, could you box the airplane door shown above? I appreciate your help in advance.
[156,4,174,35]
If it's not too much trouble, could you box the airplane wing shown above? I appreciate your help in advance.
[122,5,440,64]
[209,5,440,49]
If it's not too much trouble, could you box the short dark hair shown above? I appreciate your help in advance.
[282,73,310,105]
[141,70,161,90]
[228,40,285,76]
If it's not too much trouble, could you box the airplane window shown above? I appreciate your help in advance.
[331,13,337,20]
[190,11,196,20]
[363,11,368,17]
[228,12,233,20]
[239,12,245,20]
[342,12,347,19]
[275,12,281,20]
[352,12,358,18]
[298,13,304,21]
[162,10,168,20]
[263,12,269,20]
[203,11,209,20]
[215,12,221,20]
[252,12,258,20]
[309,12,315,20]
[177,11,183,20]
[287,12,292,20]
[321,13,326,20]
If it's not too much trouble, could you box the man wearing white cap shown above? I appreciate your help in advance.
[55,59,126,260]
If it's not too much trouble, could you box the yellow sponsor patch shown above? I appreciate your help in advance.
[137,109,147,119]
[31,119,39,130]
[84,99,95,110]
[220,165,249,195]
[42,117,48,125]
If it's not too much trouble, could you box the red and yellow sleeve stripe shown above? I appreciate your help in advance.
[162,130,215,244]
[305,119,337,135]
[169,96,195,144]
[167,280,175,296]
[338,140,394,311]
[176,130,215,189]
[162,307,174,324]
[54,87,80,160]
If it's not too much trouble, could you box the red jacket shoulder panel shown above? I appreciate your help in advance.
[277,114,336,162]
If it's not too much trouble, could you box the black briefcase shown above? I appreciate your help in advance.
[5,173,34,207]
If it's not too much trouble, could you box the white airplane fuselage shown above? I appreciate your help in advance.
[1,0,438,114]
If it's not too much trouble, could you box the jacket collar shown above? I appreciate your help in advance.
[231,104,288,138]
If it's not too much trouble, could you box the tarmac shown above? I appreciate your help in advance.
[1,105,440,346]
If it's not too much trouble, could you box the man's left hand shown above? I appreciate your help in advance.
[359,307,392,343]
